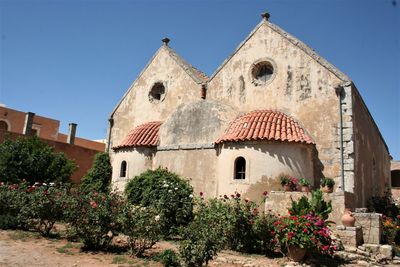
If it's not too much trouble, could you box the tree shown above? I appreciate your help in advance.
[0,136,76,184]
[80,152,112,193]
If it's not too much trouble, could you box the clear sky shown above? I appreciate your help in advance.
[0,0,399,159]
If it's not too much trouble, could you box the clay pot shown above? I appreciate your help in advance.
[283,185,292,192]
[342,208,356,227]
[287,245,306,262]
[322,185,333,193]
[301,185,311,193]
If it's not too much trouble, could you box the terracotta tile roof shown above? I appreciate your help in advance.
[113,121,162,150]
[216,110,314,145]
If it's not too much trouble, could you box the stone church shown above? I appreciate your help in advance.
[107,13,390,210]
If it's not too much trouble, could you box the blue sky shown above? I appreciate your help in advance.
[0,0,399,159]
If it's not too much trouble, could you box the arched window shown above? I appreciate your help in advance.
[234,157,246,180]
[120,161,127,178]
[0,120,8,131]
[392,170,400,188]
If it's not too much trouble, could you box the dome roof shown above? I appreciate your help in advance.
[113,121,162,150]
[216,110,314,145]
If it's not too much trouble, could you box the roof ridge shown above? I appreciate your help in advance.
[164,46,208,84]
[209,20,351,82]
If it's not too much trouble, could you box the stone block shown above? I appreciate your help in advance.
[378,245,393,259]
[353,213,383,244]
[336,225,363,247]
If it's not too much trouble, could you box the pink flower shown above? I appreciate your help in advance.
[263,191,268,196]
[90,201,97,208]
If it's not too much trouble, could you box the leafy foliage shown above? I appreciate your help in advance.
[0,136,76,184]
[80,152,112,194]
[125,168,194,237]
[119,204,162,257]
[320,177,335,188]
[0,183,29,229]
[288,190,332,220]
[179,198,229,267]
[64,191,124,250]
[154,249,181,267]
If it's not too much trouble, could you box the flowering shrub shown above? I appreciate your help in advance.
[19,183,71,236]
[125,168,194,237]
[273,213,337,256]
[288,189,332,220]
[280,175,298,191]
[383,215,400,245]
[179,197,230,267]
[64,191,124,250]
[119,204,162,256]
[0,182,29,229]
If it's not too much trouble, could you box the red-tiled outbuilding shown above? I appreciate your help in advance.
[113,121,162,150]
[216,110,314,145]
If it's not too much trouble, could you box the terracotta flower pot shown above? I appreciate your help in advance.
[322,185,333,193]
[342,208,356,227]
[283,184,292,192]
[287,245,306,262]
[301,185,310,193]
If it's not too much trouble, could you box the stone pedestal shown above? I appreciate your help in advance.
[336,225,363,247]
[353,212,382,244]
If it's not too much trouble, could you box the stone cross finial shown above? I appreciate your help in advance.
[261,12,270,21]
[162,37,170,46]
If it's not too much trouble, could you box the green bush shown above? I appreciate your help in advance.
[252,213,278,255]
[65,191,124,250]
[125,168,193,237]
[155,249,180,267]
[0,183,29,229]
[0,136,76,184]
[288,189,332,220]
[119,204,162,257]
[179,198,229,267]
[367,189,399,219]
[80,152,112,194]
[19,184,71,236]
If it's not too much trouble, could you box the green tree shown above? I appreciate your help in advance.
[0,136,76,184]
[80,152,112,193]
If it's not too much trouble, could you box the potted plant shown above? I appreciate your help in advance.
[280,175,298,192]
[273,213,337,261]
[299,178,311,193]
[320,178,335,193]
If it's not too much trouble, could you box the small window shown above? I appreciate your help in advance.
[149,82,166,103]
[0,121,8,131]
[392,170,400,188]
[120,161,127,178]
[234,157,246,180]
[251,61,274,85]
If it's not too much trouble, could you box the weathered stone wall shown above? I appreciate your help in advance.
[153,148,218,196]
[351,87,391,207]
[111,147,154,191]
[216,141,314,202]
[207,21,345,186]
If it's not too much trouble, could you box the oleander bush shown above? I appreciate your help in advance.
[64,191,124,250]
[119,204,162,256]
[0,183,29,229]
[125,168,194,237]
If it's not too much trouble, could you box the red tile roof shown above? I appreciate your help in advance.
[216,110,314,145]
[113,121,162,150]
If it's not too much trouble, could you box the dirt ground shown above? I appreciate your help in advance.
[0,230,284,267]
[0,229,392,267]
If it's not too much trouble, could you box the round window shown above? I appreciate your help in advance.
[148,82,166,103]
[251,61,275,85]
